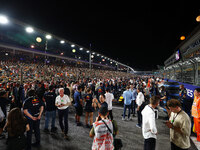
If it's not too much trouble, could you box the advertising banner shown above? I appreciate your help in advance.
[165,79,200,99]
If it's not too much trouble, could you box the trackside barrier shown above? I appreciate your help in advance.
[165,79,200,99]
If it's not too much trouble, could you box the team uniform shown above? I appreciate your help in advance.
[84,94,94,113]
[23,96,44,150]
[74,91,83,116]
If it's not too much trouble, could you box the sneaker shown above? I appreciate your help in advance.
[127,117,132,121]
[44,128,50,133]
[64,134,69,140]
[122,117,125,121]
[132,114,136,117]
[136,124,141,128]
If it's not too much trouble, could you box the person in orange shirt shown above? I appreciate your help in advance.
[147,78,151,88]
[192,88,200,142]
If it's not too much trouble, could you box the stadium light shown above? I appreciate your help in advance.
[180,35,185,41]
[79,48,83,50]
[36,37,42,43]
[60,40,65,44]
[46,34,52,39]
[0,15,9,24]
[196,15,200,22]
[71,44,75,47]
[26,27,34,33]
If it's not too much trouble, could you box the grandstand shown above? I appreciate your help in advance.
[159,23,200,101]
[162,24,200,86]
[0,15,134,74]
[160,23,200,150]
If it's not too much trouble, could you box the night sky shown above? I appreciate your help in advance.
[0,0,200,71]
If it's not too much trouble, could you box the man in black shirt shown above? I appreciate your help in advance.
[12,82,21,109]
[23,89,44,150]
[96,83,105,100]
[36,82,45,100]
[64,84,70,97]
[43,86,57,133]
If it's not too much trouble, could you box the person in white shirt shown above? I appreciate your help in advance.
[105,88,114,120]
[55,88,71,140]
[165,99,191,150]
[136,88,145,128]
[142,96,160,150]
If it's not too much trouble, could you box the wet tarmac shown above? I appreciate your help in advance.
[0,104,198,150]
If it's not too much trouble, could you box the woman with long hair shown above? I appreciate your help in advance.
[4,108,30,150]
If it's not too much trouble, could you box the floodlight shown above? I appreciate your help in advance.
[26,27,34,33]
[36,37,42,42]
[46,34,52,39]
[0,15,9,24]
[72,49,76,53]
[60,40,65,44]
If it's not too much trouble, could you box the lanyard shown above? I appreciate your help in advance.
[171,110,182,124]
[148,105,155,112]
[60,96,65,103]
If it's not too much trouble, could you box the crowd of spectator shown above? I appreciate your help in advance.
[0,56,134,150]
[0,54,197,150]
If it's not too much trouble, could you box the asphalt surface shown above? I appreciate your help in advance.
[0,104,198,150]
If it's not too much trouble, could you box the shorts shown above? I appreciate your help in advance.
[75,106,83,116]
[85,106,94,113]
